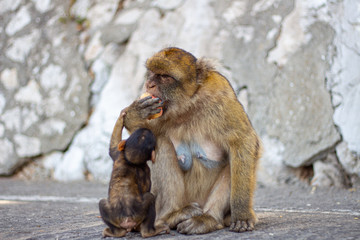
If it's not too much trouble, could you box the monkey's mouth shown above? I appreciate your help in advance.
[161,101,169,114]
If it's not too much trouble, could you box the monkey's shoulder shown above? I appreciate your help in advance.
[199,71,237,99]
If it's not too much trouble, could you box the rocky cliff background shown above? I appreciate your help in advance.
[1,0,359,187]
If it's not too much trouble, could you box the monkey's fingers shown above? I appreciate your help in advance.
[137,98,163,119]
[177,214,223,235]
[229,219,255,232]
[138,96,152,104]
[138,97,162,108]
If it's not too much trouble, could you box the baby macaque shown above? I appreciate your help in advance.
[99,111,169,238]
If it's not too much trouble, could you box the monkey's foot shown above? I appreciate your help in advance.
[102,227,127,238]
[140,223,170,238]
[229,219,256,232]
[177,214,223,235]
[164,202,203,229]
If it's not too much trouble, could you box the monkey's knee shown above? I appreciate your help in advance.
[142,192,155,208]
[98,199,110,219]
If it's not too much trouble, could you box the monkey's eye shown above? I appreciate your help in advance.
[159,74,175,84]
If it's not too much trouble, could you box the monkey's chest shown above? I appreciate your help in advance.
[170,138,226,171]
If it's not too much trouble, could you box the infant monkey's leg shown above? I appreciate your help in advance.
[102,227,127,238]
[99,199,127,238]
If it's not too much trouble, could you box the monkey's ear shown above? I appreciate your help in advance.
[118,140,126,151]
[151,150,156,163]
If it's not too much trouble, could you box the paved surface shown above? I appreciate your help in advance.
[0,178,359,240]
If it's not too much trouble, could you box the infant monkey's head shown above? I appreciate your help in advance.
[120,128,156,165]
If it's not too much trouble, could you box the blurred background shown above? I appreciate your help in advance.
[0,0,359,188]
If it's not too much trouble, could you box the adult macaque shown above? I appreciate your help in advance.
[99,111,169,238]
[122,47,262,234]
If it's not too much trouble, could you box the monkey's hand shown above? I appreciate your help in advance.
[161,202,203,229]
[229,210,257,232]
[177,214,223,234]
[123,96,163,132]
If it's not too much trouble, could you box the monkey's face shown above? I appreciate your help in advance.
[145,71,182,107]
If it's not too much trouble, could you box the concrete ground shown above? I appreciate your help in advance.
[0,178,359,240]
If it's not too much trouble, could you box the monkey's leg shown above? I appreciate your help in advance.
[228,147,258,232]
[177,165,230,234]
[150,137,202,229]
[99,199,127,238]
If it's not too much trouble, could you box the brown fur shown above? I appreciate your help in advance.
[123,47,263,234]
[99,111,169,238]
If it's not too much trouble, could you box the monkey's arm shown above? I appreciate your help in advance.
[123,97,163,132]
[109,110,126,160]
[228,129,261,232]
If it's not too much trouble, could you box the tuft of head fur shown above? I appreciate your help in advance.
[146,47,197,83]
[196,57,216,84]
[146,47,220,97]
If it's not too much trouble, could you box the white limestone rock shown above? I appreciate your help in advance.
[5,5,31,36]
[0,0,91,175]
[267,0,311,66]
[14,79,42,104]
[14,134,41,157]
[6,30,40,62]
[223,1,247,23]
[84,31,104,62]
[1,68,18,90]
[40,64,67,91]
[257,135,290,185]
[70,0,92,19]
[151,0,184,10]
[114,8,144,25]
[0,0,22,14]
[311,154,346,188]
[53,147,86,182]
[90,59,111,106]
[21,108,39,131]
[327,0,360,171]
[251,0,282,16]
[1,107,21,132]
[336,141,360,177]
[0,94,6,114]
[0,139,15,175]
[87,0,119,30]
[39,119,66,136]
[0,124,4,137]
[31,0,53,13]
